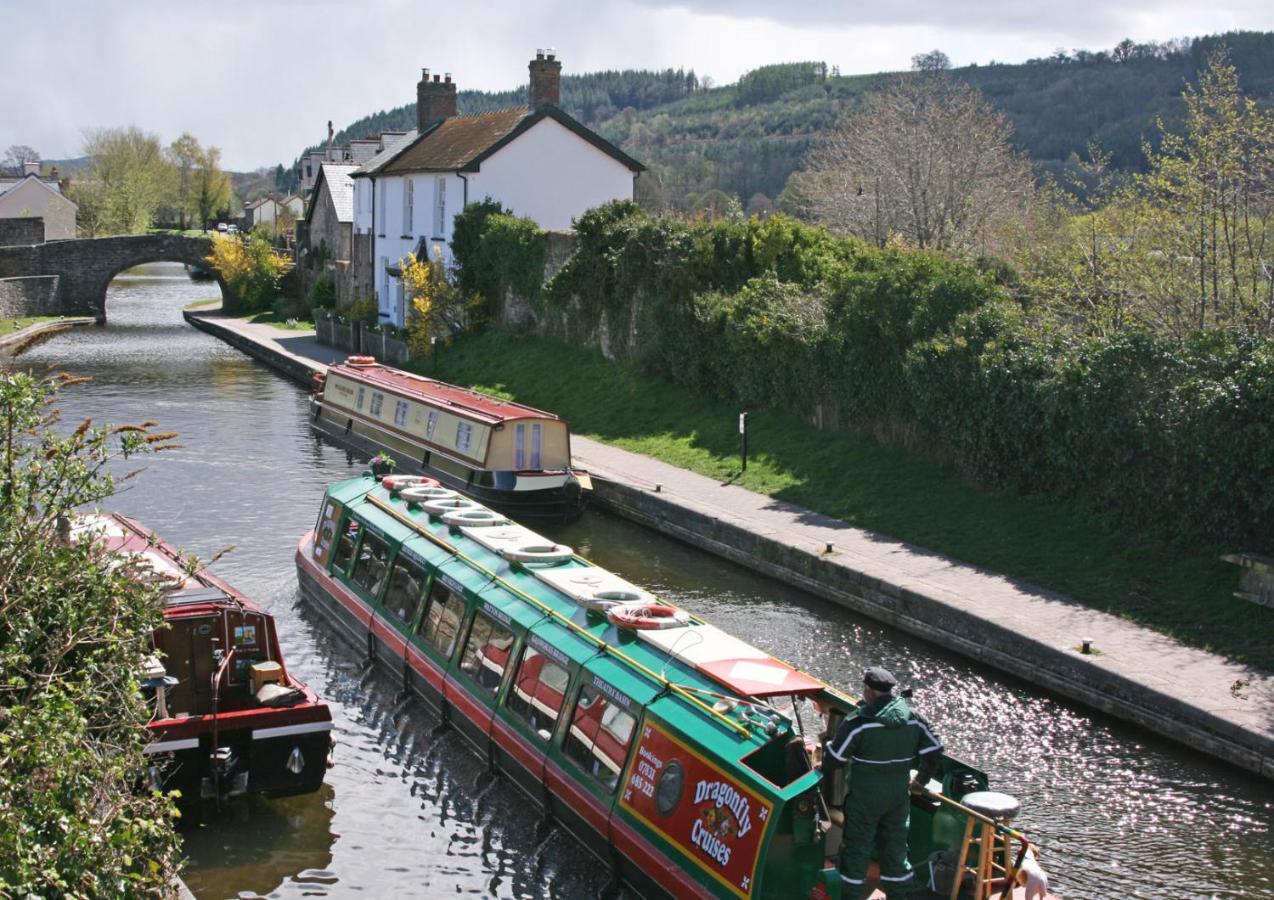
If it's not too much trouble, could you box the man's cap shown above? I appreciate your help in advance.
[863,667,897,692]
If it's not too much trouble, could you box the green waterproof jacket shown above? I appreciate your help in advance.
[823,694,944,781]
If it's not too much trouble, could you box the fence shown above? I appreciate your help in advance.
[314,310,412,365]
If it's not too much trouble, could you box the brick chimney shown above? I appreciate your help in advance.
[528,50,561,108]
[416,68,457,130]
[22,161,40,177]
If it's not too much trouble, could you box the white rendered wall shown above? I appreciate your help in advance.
[353,179,372,234]
[0,179,76,239]
[467,118,634,232]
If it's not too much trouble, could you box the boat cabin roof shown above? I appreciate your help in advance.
[326,477,855,775]
[328,362,564,427]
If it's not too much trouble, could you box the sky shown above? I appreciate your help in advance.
[2,0,1270,172]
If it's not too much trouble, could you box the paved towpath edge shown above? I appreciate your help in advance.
[184,308,1274,781]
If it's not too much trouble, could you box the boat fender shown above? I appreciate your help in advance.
[420,497,482,517]
[441,508,508,527]
[383,475,438,493]
[501,543,574,565]
[607,603,690,630]
[345,355,377,366]
[1017,846,1049,900]
[578,589,645,612]
[400,486,457,506]
[310,372,326,395]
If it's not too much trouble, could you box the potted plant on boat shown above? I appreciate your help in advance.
[370,451,395,478]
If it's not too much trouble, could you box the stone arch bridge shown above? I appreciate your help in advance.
[0,234,229,322]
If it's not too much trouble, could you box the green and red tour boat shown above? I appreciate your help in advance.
[295,475,1055,898]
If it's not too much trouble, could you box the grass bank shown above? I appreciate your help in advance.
[246,310,313,331]
[182,299,221,311]
[1,315,60,333]
[419,330,1269,670]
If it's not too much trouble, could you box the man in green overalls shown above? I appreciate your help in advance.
[823,667,944,898]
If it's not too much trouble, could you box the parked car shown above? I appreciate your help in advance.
[227,224,240,234]
[216,222,229,232]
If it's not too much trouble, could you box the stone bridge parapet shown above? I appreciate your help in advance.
[0,234,224,321]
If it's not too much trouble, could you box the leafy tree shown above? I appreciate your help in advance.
[911,49,952,72]
[802,73,1034,253]
[0,371,181,896]
[192,146,233,231]
[166,133,201,230]
[2,144,39,169]
[71,127,173,235]
[206,232,293,311]
[401,250,481,350]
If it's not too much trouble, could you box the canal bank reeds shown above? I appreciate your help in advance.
[419,329,1270,671]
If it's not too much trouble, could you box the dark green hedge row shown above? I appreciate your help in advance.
[455,201,1274,550]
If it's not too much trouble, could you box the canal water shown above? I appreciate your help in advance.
[14,263,1273,899]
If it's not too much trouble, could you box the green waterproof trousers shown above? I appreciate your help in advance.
[838,770,913,899]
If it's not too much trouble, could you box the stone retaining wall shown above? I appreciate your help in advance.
[0,275,61,317]
[591,476,1274,780]
[0,218,44,247]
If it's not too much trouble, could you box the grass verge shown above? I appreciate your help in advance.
[183,299,221,310]
[0,316,62,333]
[418,330,1270,670]
[245,311,314,331]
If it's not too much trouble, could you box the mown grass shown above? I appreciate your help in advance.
[0,316,61,333]
[420,330,1270,670]
[245,310,314,331]
[182,299,221,310]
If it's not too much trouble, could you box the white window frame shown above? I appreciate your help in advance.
[531,423,542,470]
[456,421,472,452]
[378,180,386,234]
[434,176,446,237]
[404,178,414,234]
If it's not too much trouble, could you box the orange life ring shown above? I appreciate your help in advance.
[345,355,377,366]
[607,603,689,630]
[382,474,439,492]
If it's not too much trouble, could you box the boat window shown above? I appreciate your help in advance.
[458,611,515,695]
[507,646,570,741]
[370,392,384,417]
[456,421,473,452]
[350,529,391,598]
[515,424,525,470]
[531,423,541,469]
[356,386,366,411]
[394,399,408,428]
[426,411,438,438]
[331,517,360,575]
[563,683,638,794]
[419,579,465,659]
[381,553,427,625]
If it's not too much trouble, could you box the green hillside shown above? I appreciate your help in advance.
[299,31,1274,211]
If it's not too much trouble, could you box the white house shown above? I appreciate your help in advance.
[351,51,644,327]
[245,196,281,227]
[0,165,77,240]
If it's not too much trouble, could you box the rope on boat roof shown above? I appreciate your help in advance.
[364,492,752,738]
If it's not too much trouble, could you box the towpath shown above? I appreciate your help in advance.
[185,308,1274,780]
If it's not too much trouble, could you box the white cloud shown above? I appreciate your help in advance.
[0,0,1269,171]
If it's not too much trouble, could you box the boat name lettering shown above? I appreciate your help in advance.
[590,675,631,709]
[690,817,732,867]
[437,573,466,596]
[482,603,511,626]
[400,545,429,568]
[528,634,570,668]
[629,746,663,800]
[361,520,387,541]
[693,779,753,838]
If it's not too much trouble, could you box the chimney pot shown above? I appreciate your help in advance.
[529,50,562,108]
[422,67,430,78]
[433,73,440,82]
[417,66,458,129]
[445,73,451,82]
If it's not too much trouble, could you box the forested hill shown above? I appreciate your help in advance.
[302,31,1274,213]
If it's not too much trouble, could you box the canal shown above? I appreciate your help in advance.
[16,263,1273,899]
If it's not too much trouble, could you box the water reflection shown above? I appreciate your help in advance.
[14,264,1273,900]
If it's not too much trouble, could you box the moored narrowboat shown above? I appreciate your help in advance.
[310,357,590,522]
[79,514,333,805]
[295,476,1057,899]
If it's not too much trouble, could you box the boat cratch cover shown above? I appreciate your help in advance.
[621,720,773,898]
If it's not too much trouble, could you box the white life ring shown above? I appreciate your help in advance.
[401,486,457,506]
[502,542,574,565]
[441,508,508,527]
[421,497,481,516]
[607,603,690,630]
[578,589,645,612]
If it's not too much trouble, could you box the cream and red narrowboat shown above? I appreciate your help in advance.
[310,357,589,521]
[295,475,1058,899]
[80,514,333,805]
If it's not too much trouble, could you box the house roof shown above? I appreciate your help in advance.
[244,196,277,211]
[350,131,418,179]
[308,164,357,224]
[379,106,644,177]
[0,173,77,209]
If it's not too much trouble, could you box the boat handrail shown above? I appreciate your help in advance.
[364,492,751,737]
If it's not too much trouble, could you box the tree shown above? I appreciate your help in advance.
[401,249,481,350]
[167,133,202,230]
[192,146,233,231]
[910,49,951,72]
[71,127,173,235]
[0,371,181,895]
[801,73,1034,253]
[2,144,39,169]
[206,232,293,311]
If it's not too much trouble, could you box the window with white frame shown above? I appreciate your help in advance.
[404,178,414,234]
[456,421,472,452]
[378,181,386,234]
[433,177,446,237]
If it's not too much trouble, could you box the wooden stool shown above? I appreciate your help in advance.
[948,791,1021,900]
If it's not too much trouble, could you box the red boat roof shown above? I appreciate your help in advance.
[328,361,563,426]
